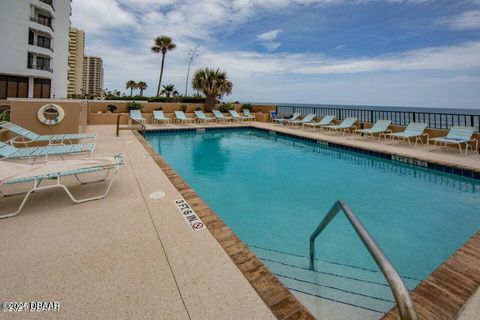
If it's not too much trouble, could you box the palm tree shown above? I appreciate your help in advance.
[161,84,179,97]
[126,80,137,97]
[151,36,176,97]
[137,81,148,96]
[192,68,233,111]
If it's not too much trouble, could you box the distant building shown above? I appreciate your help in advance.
[82,56,103,98]
[67,28,85,97]
[0,0,71,99]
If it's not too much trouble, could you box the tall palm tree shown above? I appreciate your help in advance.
[137,81,148,96]
[126,80,137,97]
[192,68,233,111]
[151,36,176,97]
[160,84,178,97]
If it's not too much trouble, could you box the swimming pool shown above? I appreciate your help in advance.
[146,128,480,319]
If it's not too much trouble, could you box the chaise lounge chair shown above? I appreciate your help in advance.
[274,112,301,125]
[194,111,216,124]
[354,120,392,141]
[243,109,256,121]
[429,126,478,155]
[174,111,195,125]
[324,117,358,135]
[229,110,248,122]
[0,121,96,145]
[303,115,335,130]
[1,141,95,162]
[386,122,428,147]
[0,154,123,219]
[129,110,147,124]
[269,111,280,123]
[213,110,232,123]
[152,110,172,125]
[286,114,316,126]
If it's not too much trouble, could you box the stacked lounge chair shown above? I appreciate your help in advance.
[354,120,392,141]
[1,141,94,162]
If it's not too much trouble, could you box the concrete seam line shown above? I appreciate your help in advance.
[119,132,192,320]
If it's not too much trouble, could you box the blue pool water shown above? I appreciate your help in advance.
[146,128,480,318]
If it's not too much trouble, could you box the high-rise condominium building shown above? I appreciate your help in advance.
[82,56,104,97]
[0,0,71,99]
[67,28,85,97]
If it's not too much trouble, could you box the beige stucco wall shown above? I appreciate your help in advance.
[0,99,88,142]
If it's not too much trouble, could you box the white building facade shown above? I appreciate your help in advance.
[0,0,71,99]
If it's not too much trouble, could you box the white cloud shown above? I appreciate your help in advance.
[443,10,480,30]
[257,29,282,41]
[261,42,282,51]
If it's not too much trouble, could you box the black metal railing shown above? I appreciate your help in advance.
[276,105,480,132]
[30,17,54,32]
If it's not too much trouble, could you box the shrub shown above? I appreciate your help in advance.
[180,104,187,112]
[127,101,143,111]
[147,96,206,103]
[106,104,117,113]
[218,103,234,113]
[154,106,163,111]
[242,103,252,111]
[105,95,149,101]
[194,106,202,111]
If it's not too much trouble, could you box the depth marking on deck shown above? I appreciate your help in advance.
[174,199,207,231]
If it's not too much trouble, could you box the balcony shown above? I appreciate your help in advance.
[30,17,54,32]
[29,41,54,52]
[38,0,55,11]
[28,64,53,73]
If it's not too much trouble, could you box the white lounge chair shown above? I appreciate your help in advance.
[1,141,95,162]
[354,120,392,141]
[0,121,96,145]
[213,110,232,123]
[303,115,335,130]
[243,109,256,121]
[324,117,358,135]
[229,110,248,122]
[386,122,428,147]
[287,114,316,126]
[174,111,195,125]
[194,111,216,124]
[129,110,147,124]
[152,110,172,125]
[429,126,478,155]
[0,154,123,219]
[274,112,301,125]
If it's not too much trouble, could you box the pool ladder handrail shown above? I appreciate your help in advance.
[309,200,418,320]
[116,113,146,137]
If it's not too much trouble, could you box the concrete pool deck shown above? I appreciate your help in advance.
[1,122,479,320]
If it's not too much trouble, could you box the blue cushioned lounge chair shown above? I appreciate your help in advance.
[429,126,478,155]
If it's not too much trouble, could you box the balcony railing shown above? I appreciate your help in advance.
[30,17,54,32]
[277,104,480,132]
[28,64,53,73]
[38,0,55,11]
[29,41,54,52]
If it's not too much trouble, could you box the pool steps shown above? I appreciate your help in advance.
[250,245,420,317]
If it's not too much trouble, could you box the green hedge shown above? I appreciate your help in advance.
[104,96,207,103]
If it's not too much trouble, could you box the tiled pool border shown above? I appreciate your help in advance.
[134,130,315,320]
[139,126,480,320]
[145,126,480,181]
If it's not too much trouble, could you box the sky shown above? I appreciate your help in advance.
[71,0,480,108]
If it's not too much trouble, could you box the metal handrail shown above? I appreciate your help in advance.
[309,200,418,320]
[116,113,146,137]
